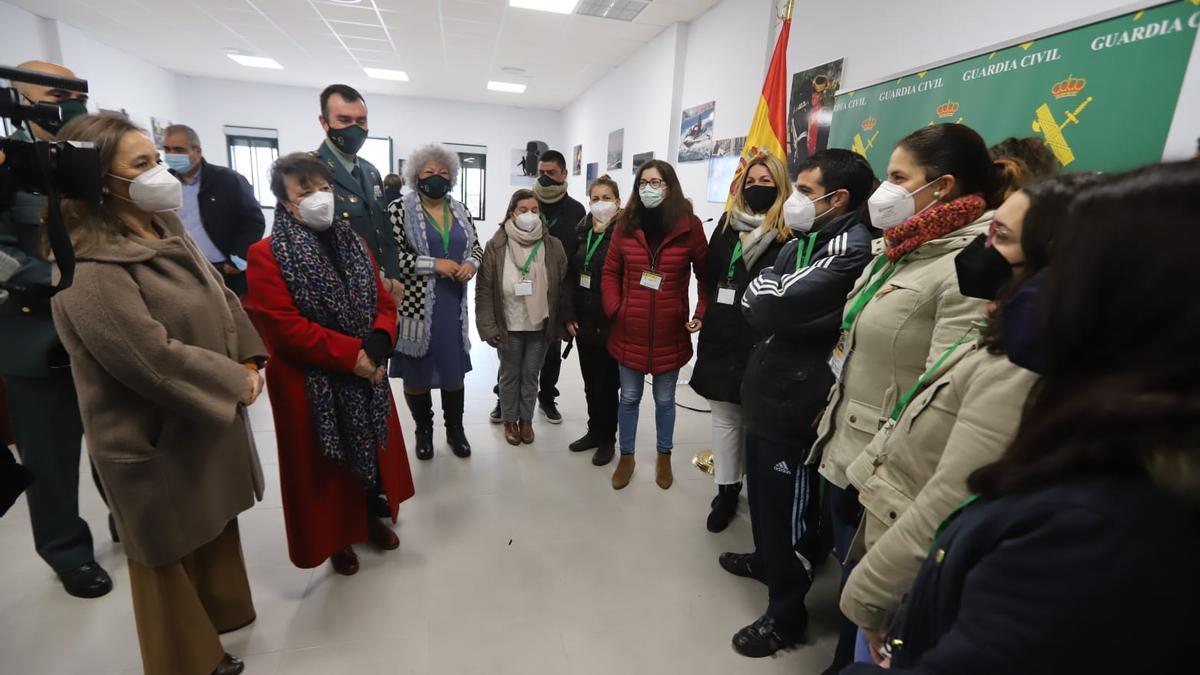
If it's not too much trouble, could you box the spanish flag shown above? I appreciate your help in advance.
[726,5,791,208]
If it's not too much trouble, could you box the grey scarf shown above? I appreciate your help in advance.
[728,208,777,269]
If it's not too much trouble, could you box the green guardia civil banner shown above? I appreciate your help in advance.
[829,0,1200,175]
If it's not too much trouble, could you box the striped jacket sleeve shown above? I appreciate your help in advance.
[741,226,874,342]
[463,215,484,270]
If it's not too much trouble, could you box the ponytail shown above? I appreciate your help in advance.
[990,157,1031,204]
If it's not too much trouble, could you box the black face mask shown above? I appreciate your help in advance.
[418,174,452,200]
[326,123,368,155]
[537,174,563,188]
[743,184,778,214]
[955,234,1013,300]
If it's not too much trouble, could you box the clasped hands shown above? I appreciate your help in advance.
[353,350,387,385]
[434,258,476,282]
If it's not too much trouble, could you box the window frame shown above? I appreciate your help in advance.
[225,130,280,209]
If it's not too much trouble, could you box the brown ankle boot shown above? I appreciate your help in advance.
[504,422,521,446]
[656,452,673,489]
[612,454,635,490]
[519,419,534,444]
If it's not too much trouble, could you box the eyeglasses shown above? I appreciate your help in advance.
[637,178,666,189]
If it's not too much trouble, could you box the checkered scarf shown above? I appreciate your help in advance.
[269,209,389,487]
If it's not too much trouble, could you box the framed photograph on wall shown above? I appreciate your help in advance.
[632,151,654,174]
[586,161,598,183]
[706,155,740,203]
[510,148,535,186]
[607,128,624,170]
[678,100,715,162]
[572,145,582,175]
[787,59,843,177]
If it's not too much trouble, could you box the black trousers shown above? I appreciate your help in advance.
[494,339,563,405]
[829,480,865,670]
[538,339,562,404]
[3,371,99,572]
[745,430,823,638]
[576,341,618,442]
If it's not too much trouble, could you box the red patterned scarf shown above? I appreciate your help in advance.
[884,193,987,261]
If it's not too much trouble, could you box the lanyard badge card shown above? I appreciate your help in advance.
[718,240,743,305]
[831,256,897,382]
[515,239,541,297]
[640,270,663,290]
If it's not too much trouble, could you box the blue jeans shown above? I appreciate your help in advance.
[617,365,678,455]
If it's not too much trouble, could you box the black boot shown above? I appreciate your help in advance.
[405,392,435,460]
[707,482,742,533]
[592,441,615,466]
[569,432,599,453]
[441,388,471,458]
[732,612,804,658]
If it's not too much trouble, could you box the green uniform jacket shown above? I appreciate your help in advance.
[314,142,400,278]
[0,130,64,377]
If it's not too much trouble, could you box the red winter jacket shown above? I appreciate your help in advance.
[601,215,709,374]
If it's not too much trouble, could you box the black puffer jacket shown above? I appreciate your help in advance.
[688,214,789,403]
[739,212,873,443]
[842,473,1200,675]
[564,214,613,347]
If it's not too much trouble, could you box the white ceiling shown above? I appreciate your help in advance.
[12,0,723,109]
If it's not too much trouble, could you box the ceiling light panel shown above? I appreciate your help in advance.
[364,67,408,81]
[574,0,651,21]
[509,0,580,15]
[226,54,285,69]
[488,80,527,93]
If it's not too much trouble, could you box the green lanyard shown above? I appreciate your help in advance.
[930,494,981,554]
[726,241,744,283]
[423,201,452,254]
[888,327,979,422]
[840,255,901,333]
[583,229,606,268]
[795,233,819,270]
[519,239,543,278]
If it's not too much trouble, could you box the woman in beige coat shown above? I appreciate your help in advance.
[50,114,266,675]
[805,123,1022,672]
[839,173,1103,663]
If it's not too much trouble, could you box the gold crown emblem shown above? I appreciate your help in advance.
[936,100,960,118]
[861,117,877,131]
[1051,74,1087,99]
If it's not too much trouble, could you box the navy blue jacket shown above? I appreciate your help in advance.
[739,213,874,443]
[843,473,1200,675]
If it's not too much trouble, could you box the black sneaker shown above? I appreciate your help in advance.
[732,614,802,658]
[569,433,599,452]
[489,400,502,424]
[719,551,765,583]
[539,400,562,424]
[58,561,113,599]
[592,442,615,466]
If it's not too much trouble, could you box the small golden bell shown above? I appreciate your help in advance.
[692,450,715,476]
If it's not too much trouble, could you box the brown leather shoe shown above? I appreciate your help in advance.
[211,653,245,675]
[504,422,521,446]
[367,518,399,551]
[612,453,635,490]
[330,546,359,576]
[656,452,673,489]
[519,419,535,444]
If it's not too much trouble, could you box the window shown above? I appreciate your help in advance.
[445,143,487,221]
[224,126,279,208]
[360,137,393,179]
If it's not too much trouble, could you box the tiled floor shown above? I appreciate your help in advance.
[0,342,842,674]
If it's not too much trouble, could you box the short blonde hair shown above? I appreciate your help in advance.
[404,143,460,188]
[729,154,793,241]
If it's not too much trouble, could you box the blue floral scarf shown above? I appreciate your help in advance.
[270,209,390,487]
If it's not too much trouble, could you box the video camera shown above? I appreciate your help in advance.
[0,65,102,298]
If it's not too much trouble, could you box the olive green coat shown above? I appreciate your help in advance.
[839,345,1038,631]
[807,214,992,489]
[50,212,268,567]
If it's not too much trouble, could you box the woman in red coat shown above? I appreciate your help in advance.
[244,153,414,575]
[601,159,709,491]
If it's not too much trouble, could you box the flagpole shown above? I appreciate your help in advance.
[781,0,794,22]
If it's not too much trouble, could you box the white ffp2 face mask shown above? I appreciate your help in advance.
[297,191,335,232]
[515,211,542,232]
[590,200,618,223]
[867,178,939,230]
[783,191,834,233]
[107,164,181,212]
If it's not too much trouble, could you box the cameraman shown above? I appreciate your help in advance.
[0,60,112,598]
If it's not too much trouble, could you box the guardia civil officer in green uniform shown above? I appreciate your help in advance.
[314,84,404,301]
[0,60,113,599]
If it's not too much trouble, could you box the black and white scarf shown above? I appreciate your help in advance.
[270,209,390,486]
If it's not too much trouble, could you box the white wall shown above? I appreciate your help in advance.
[562,24,687,209]
[175,76,561,236]
[0,2,48,70]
